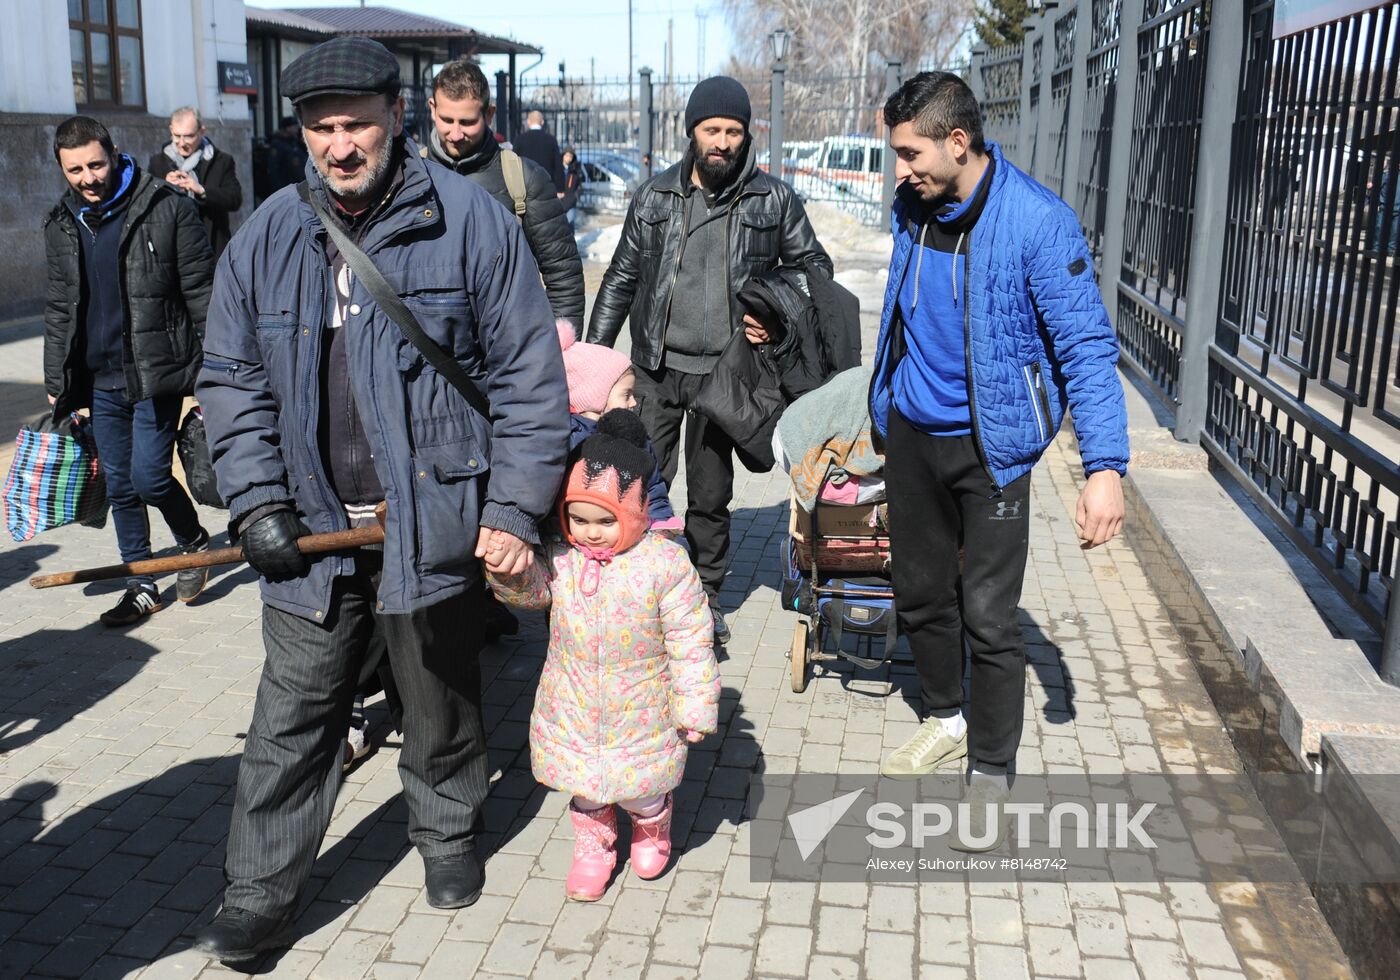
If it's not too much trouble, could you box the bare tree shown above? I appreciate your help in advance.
[723,0,973,75]
[722,0,975,135]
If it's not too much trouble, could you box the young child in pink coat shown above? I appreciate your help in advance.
[486,411,719,901]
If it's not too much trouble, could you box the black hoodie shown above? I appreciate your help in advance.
[66,154,140,391]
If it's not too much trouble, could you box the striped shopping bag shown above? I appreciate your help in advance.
[3,412,109,542]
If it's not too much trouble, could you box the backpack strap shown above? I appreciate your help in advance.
[499,150,528,221]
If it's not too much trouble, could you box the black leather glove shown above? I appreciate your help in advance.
[241,510,311,582]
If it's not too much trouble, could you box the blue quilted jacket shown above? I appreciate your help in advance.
[870,142,1129,490]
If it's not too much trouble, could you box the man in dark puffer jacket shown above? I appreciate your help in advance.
[44,116,215,626]
[422,58,584,331]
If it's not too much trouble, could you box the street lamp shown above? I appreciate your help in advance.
[769,28,792,63]
[769,29,792,184]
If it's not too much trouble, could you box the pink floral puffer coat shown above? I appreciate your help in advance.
[488,533,719,803]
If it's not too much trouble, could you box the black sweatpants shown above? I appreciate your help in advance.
[885,410,1032,769]
[223,550,488,916]
[635,365,736,597]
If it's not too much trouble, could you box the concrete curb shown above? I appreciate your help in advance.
[1118,370,1397,766]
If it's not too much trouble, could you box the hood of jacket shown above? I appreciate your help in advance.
[425,125,500,175]
[64,153,139,226]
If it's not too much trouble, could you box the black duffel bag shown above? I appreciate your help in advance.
[177,405,226,508]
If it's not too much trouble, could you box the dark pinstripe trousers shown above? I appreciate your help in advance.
[223,550,488,916]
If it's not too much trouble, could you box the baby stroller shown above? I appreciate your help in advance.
[780,472,899,693]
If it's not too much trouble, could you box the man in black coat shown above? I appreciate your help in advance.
[148,106,243,258]
[45,116,214,625]
[513,109,566,195]
[423,60,584,329]
[588,76,831,644]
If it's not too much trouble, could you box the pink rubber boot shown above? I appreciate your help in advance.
[628,793,674,880]
[565,801,617,901]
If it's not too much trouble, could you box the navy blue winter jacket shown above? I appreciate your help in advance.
[870,142,1129,489]
[197,144,570,620]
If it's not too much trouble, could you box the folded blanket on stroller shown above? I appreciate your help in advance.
[777,364,883,511]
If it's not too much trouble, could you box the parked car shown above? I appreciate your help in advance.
[576,152,633,214]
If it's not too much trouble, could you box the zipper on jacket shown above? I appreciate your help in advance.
[961,232,1000,496]
[720,187,770,347]
[1023,364,1048,443]
[1031,361,1053,442]
[658,189,692,355]
[303,241,350,575]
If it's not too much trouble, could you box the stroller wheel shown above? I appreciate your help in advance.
[790,620,809,693]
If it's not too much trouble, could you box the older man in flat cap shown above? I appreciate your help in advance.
[193,37,569,961]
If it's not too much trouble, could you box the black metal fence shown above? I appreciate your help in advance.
[511,64,963,227]
[971,0,1400,648]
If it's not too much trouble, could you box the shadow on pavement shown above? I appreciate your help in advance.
[0,626,160,756]
[0,540,58,590]
[0,759,408,978]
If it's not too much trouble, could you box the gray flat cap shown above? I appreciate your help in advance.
[280,37,401,106]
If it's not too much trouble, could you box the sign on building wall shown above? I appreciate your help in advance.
[1273,0,1390,37]
[218,62,257,95]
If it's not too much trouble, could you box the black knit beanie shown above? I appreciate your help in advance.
[576,410,654,495]
[685,76,752,133]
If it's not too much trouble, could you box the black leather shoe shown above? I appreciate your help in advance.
[424,851,485,909]
[193,906,294,963]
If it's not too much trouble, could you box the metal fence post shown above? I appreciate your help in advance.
[1060,1,1092,200]
[1382,586,1400,686]
[770,60,786,183]
[638,67,653,181]
[969,46,988,102]
[1033,5,1059,184]
[882,60,902,216]
[1098,0,1145,337]
[1173,3,1245,442]
[1016,17,1040,170]
[495,71,510,142]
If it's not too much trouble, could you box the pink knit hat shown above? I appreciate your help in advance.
[557,321,633,415]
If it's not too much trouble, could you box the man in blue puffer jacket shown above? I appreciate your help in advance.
[871,73,1129,834]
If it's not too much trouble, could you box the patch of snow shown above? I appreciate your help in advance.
[577,221,623,264]
[834,267,890,314]
[805,202,892,273]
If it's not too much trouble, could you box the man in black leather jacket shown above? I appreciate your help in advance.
[423,59,584,330]
[588,76,830,643]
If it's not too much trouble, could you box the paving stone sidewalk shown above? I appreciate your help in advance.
[0,311,1354,979]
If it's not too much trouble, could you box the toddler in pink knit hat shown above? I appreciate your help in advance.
[557,324,682,531]
[557,323,637,418]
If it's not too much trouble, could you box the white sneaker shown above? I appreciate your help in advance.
[880,717,969,777]
[342,724,369,771]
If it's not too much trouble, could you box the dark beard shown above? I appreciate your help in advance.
[692,138,742,186]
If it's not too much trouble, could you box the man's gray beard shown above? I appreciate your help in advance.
[315,134,394,203]
[693,138,741,185]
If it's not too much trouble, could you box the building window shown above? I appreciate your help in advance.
[69,0,144,109]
